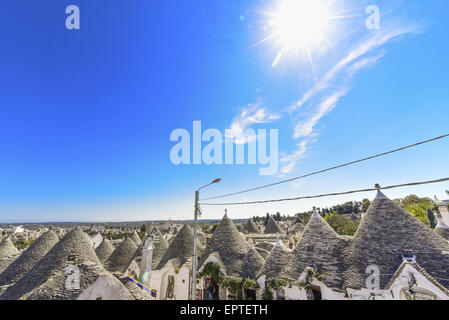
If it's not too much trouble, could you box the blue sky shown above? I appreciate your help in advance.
[1,0,448,222]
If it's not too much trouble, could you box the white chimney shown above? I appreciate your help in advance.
[139,236,154,284]
[435,196,449,226]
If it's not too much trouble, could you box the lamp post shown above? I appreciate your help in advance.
[190,178,221,300]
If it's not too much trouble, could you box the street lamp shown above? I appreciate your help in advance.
[190,178,221,300]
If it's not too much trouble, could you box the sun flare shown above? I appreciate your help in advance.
[264,0,332,67]
[272,0,330,48]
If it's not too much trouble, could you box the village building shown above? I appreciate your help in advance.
[434,212,449,241]
[243,219,261,234]
[343,191,449,300]
[290,221,305,234]
[104,237,139,277]
[257,241,291,280]
[95,238,115,265]
[146,224,202,300]
[0,228,128,300]
[0,238,20,279]
[256,240,292,298]
[1,189,449,300]
[130,231,142,247]
[86,231,103,250]
[275,211,350,300]
[5,226,25,234]
[435,196,449,226]
[249,190,449,300]
[254,242,273,260]
[198,213,264,300]
[0,238,18,258]
[264,216,284,234]
[146,227,169,270]
[0,230,59,291]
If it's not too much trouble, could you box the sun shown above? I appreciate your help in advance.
[263,0,332,67]
[272,0,330,48]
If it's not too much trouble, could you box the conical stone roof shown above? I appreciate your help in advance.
[0,238,18,257]
[119,276,152,300]
[0,230,59,287]
[284,212,350,289]
[258,241,292,279]
[435,228,449,241]
[0,257,18,280]
[130,232,142,246]
[156,224,202,269]
[343,191,449,290]
[0,227,105,300]
[243,219,260,234]
[291,222,305,234]
[242,247,265,279]
[150,227,169,269]
[255,247,270,260]
[255,242,274,252]
[264,216,284,234]
[199,214,263,279]
[104,237,138,274]
[95,238,115,264]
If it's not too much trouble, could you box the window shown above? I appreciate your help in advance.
[245,289,257,300]
[276,288,285,300]
[310,285,322,300]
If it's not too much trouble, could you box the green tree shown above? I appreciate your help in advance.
[275,212,281,221]
[405,203,432,227]
[362,199,371,212]
[211,224,219,233]
[324,213,359,236]
[261,285,274,300]
[264,213,270,225]
[427,209,436,229]
[140,224,147,233]
[400,195,435,227]
[200,224,211,234]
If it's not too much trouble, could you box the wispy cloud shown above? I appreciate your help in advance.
[226,103,280,144]
[280,138,313,174]
[293,88,349,139]
[346,51,386,77]
[281,22,422,174]
[291,24,420,112]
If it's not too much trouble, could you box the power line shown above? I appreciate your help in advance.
[201,133,449,201]
[199,177,449,206]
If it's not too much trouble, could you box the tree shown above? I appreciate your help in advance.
[362,199,371,212]
[140,224,147,233]
[200,224,211,234]
[275,212,281,221]
[405,203,432,227]
[324,213,359,236]
[211,224,219,233]
[401,195,422,207]
[399,195,435,227]
[427,209,437,229]
[264,213,270,226]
